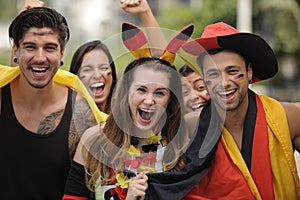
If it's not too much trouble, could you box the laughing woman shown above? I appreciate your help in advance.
[63,23,194,200]
[69,40,117,113]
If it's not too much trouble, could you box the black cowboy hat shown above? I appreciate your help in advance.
[180,22,278,83]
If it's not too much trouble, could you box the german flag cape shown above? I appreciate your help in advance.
[185,92,300,199]
[0,65,107,123]
[146,99,223,200]
[147,90,300,199]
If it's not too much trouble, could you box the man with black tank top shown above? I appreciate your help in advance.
[0,6,107,200]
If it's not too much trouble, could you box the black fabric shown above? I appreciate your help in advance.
[241,90,257,170]
[141,143,158,152]
[64,160,92,198]
[0,84,72,200]
[121,23,140,41]
[146,100,223,200]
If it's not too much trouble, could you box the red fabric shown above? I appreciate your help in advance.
[123,30,148,51]
[115,187,128,200]
[62,194,88,200]
[163,36,183,53]
[181,22,237,56]
[183,141,256,200]
[164,24,193,53]
[184,94,274,199]
[181,37,220,55]
[251,95,274,199]
[109,168,128,200]
[201,22,239,38]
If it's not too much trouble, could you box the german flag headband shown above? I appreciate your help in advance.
[122,22,194,65]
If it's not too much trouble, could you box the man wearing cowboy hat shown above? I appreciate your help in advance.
[146,22,300,200]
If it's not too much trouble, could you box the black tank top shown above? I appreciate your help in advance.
[0,84,72,200]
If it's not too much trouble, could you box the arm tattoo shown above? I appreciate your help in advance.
[37,109,64,134]
[68,97,97,158]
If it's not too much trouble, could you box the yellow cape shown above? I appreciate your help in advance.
[0,65,107,123]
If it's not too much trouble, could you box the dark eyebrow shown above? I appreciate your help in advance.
[193,78,204,85]
[22,42,35,46]
[81,65,93,68]
[22,42,59,47]
[226,65,241,70]
[155,88,169,92]
[136,84,169,91]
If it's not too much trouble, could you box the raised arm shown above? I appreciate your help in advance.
[120,0,167,56]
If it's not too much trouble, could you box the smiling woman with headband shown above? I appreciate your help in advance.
[63,22,194,200]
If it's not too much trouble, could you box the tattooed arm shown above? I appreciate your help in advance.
[69,95,97,159]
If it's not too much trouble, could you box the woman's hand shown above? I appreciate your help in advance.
[120,0,150,16]
[125,172,148,200]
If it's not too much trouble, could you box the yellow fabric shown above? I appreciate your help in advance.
[0,65,107,123]
[177,47,202,76]
[116,172,131,189]
[222,94,300,199]
[131,43,152,59]
[128,145,141,157]
[0,65,20,87]
[146,132,162,144]
[260,95,300,199]
[160,50,175,66]
[222,129,262,200]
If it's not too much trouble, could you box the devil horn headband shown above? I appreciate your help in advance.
[122,22,194,65]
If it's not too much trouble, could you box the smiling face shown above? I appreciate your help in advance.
[128,66,171,131]
[182,72,210,113]
[14,27,63,88]
[78,49,113,110]
[181,78,202,113]
[202,50,252,111]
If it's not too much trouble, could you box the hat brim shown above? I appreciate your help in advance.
[180,33,278,83]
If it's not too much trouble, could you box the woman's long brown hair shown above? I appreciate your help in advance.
[84,58,188,191]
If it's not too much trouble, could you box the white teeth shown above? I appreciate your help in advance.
[140,108,154,113]
[192,104,201,109]
[218,90,235,95]
[91,83,104,88]
[32,67,46,71]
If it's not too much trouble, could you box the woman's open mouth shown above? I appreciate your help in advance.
[90,83,105,96]
[138,108,155,124]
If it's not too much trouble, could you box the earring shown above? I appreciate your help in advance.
[60,61,64,66]
[13,58,18,63]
